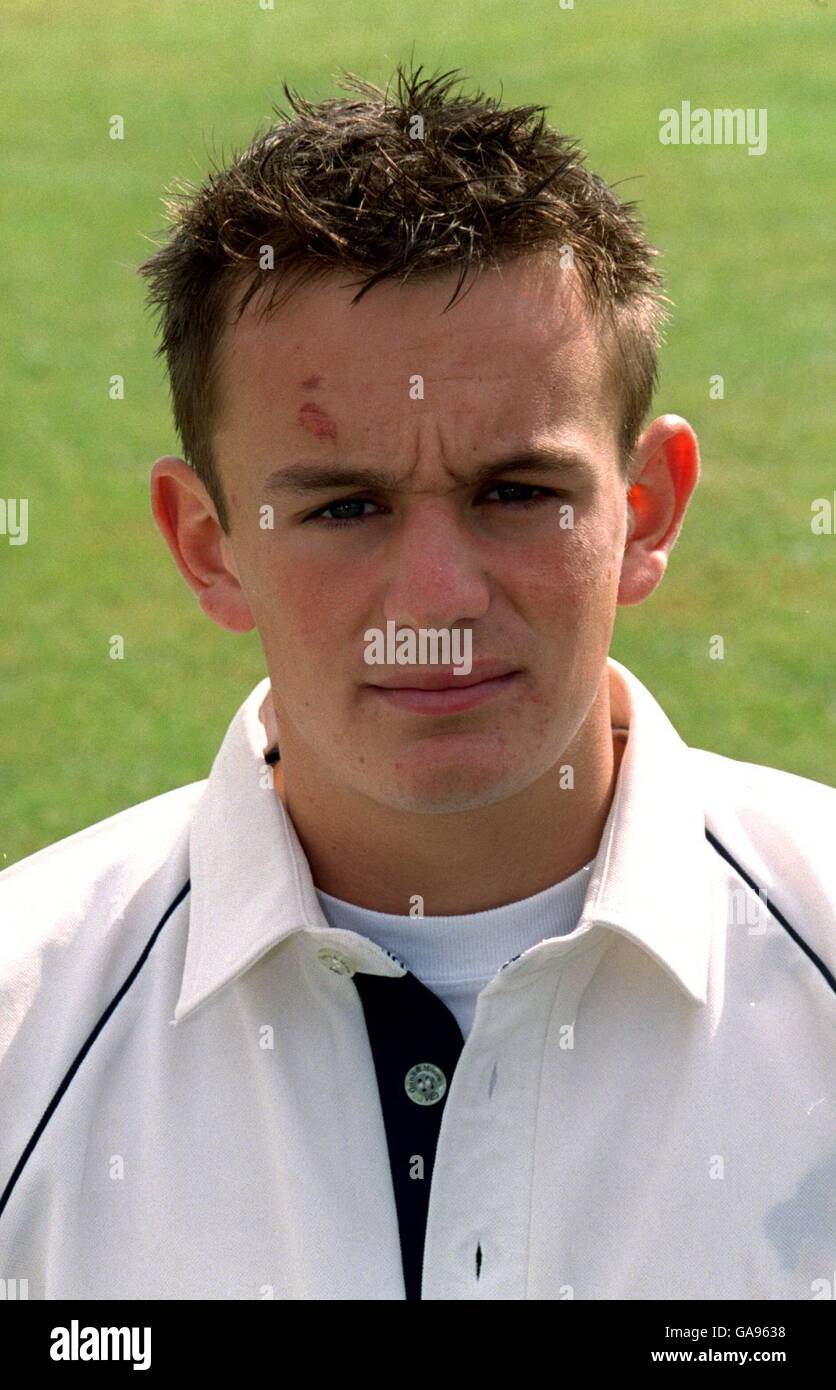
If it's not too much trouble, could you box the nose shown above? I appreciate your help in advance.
[381,497,491,631]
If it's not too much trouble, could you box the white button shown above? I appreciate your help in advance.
[317,947,356,977]
[404,1062,447,1106]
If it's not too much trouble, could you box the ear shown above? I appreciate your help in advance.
[150,456,255,633]
[617,414,700,607]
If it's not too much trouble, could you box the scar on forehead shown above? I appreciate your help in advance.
[300,374,322,389]
[298,402,337,440]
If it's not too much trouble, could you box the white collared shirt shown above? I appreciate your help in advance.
[1,658,834,1300]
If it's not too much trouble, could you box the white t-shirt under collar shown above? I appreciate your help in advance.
[315,857,595,1039]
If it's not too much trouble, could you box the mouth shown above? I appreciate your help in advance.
[366,667,522,715]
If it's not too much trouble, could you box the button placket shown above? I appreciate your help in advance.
[422,931,611,1300]
[350,967,466,1300]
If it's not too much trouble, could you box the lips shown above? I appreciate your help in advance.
[368,662,519,691]
[366,667,522,715]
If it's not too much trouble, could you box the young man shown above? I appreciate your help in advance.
[1,67,834,1302]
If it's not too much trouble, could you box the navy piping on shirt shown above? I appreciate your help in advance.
[704,828,836,995]
[0,879,192,1223]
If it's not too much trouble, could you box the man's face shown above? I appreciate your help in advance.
[214,254,628,813]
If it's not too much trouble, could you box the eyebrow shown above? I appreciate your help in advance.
[262,448,593,497]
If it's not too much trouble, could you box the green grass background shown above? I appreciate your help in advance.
[2,0,834,867]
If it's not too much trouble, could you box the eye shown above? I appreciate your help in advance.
[479,483,561,508]
[305,497,384,527]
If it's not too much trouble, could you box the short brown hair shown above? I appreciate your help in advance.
[139,63,669,532]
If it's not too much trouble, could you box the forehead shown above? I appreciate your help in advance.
[214,254,620,465]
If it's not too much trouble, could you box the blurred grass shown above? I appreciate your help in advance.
[1,0,834,866]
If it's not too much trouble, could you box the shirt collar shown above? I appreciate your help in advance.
[576,658,711,1005]
[174,658,711,1021]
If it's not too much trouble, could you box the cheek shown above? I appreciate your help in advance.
[252,548,363,653]
[509,527,618,619]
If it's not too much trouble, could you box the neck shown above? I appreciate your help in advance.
[271,697,624,917]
